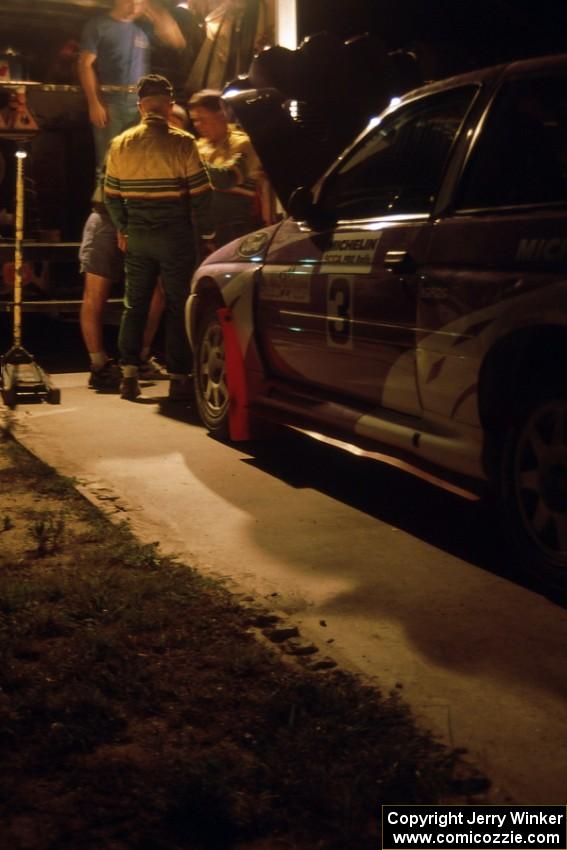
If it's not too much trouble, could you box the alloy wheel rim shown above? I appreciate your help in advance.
[514,399,567,566]
[199,321,228,417]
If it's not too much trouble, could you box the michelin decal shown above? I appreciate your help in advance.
[321,232,382,273]
[516,237,567,263]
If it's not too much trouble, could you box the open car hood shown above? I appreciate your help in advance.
[223,32,423,211]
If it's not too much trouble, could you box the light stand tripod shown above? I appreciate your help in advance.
[1,146,60,407]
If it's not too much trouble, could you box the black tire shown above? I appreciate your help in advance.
[194,305,230,439]
[500,389,567,591]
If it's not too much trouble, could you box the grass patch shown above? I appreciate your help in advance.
[0,434,488,849]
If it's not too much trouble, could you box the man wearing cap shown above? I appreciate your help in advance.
[104,73,215,401]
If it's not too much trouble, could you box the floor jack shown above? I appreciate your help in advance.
[1,148,60,408]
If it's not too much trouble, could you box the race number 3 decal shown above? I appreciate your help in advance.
[326,275,353,348]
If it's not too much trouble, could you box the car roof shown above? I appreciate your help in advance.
[399,51,567,103]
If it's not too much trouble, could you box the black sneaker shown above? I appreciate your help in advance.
[168,375,193,401]
[120,376,141,400]
[88,360,121,390]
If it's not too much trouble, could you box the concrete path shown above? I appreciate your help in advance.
[6,371,567,804]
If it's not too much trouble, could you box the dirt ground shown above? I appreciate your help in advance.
[0,428,489,850]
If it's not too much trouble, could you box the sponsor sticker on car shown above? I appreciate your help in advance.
[258,267,311,302]
[238,231,271,258]
[320,232,382,273]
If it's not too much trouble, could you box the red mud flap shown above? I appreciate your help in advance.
[217,307,251,441]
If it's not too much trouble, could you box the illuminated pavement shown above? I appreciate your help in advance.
[6,371,567,804]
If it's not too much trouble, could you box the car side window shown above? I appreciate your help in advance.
[457,74,567,210]
[319,86,476,220]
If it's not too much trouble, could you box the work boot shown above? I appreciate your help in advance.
[139,355,168,380]
[120,376,141,401]
[88,359,121,391]
[168,375,193,402]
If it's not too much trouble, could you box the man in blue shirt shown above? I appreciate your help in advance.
[79,0,185,177]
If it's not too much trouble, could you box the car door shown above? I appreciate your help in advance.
[256,85,478,416]
[418,70,567,425]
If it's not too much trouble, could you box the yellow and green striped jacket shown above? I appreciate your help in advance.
[104,113,214,239]
[196,127,262,235]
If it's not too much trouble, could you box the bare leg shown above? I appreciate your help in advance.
[80,272,113,357]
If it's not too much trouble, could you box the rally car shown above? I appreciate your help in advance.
[185,52,567,592]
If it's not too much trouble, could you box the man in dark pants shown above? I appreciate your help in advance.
[104,74,214,400]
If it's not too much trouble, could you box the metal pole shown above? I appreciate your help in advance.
[1,146,60,407]
[13,149,27,349]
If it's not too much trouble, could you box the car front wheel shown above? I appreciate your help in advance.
[194,305,230,439]
[501,390,567,591]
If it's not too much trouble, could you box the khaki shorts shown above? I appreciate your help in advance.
[79,210,123,282]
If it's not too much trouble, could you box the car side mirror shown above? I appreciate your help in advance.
[288,186,336,230]
[288,186,316,221]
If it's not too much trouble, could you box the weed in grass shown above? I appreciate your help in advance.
[164,748,267,846]
[124,541,163,571]
[103,527,164,571]
[30,685,128,761]
[2,515,13,531]
[30,513,65,557]
[61,576,123,624]
[36,472,77,498]
[229,642,274,679]
[26,610,72,639]
[0,577,34,614]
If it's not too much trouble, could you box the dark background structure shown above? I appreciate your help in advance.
[298,0,567,77]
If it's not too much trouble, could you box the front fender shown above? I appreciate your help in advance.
[186,265,268,402]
